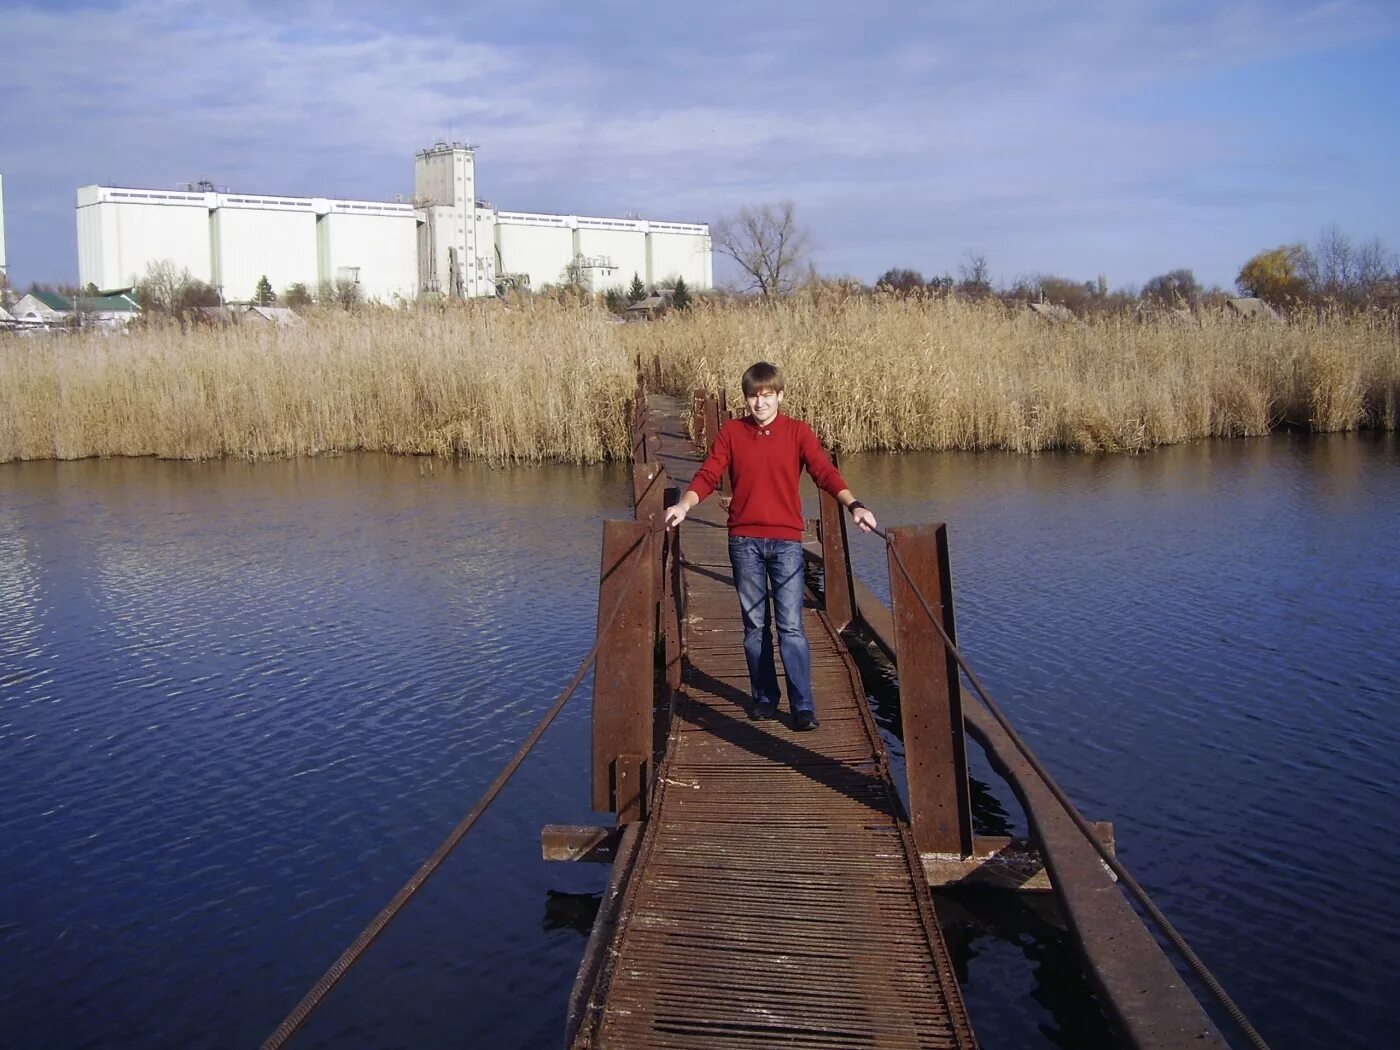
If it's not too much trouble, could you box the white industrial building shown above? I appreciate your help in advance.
[76,144,711,303]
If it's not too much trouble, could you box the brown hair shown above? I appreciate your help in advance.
[740,361,785,397]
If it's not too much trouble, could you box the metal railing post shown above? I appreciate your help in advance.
[819,487,855,631]
[592,520,656,823]
[691,390,707,448]
[662,488,683,696]
[633,462,667,523]
[886,524,973,857]
[703,394,721,454]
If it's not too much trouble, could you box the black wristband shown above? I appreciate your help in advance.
[847,500,866,515]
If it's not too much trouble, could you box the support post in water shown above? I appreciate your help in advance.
[818,485,855,632]
[592,520,656,820]
[887,524,973,857]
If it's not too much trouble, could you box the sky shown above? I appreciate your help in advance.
[3,0,1399,290]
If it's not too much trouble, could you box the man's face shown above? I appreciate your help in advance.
[746,387,783,426]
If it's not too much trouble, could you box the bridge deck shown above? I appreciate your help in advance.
[573,396,976,1049]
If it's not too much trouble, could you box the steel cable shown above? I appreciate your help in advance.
[870,524,1270,1050]
[261,526,660,1050]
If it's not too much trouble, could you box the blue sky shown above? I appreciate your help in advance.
[4,0,1399,289]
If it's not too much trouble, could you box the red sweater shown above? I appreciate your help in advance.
[687,413,848,541]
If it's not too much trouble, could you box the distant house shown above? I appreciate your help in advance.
[0,303,14,325]
[625,288,676,320]
[1225,297,1281,322]
[75,290,142,328]
[241,305,303,327]
[9,290,141,329]
[11,291,73,324]
[1025,301,1077,324]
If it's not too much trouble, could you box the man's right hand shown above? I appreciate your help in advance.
[663,503,688,530]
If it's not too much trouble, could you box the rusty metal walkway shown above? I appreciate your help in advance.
[570,396,976,1048]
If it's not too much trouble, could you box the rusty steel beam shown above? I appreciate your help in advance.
[691,390,707,447]
[591,520,656,816]
[662,508,683,696]
[702,394,721,454]
[632,462,667,525]
[541,825,625,863]
[819,486,855,631]
[886,524,974,857]
[615,753,645,825]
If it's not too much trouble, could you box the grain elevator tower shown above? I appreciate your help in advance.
[414,143,491,298]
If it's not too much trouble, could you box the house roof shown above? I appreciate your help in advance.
[33,291,74,311]
[76,292,141,313]
[244,305,303,326]
[1226,297,1281,321]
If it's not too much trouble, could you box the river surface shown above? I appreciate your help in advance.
[1,433,1396,1049]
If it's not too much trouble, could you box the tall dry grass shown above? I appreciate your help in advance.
[636,296,1400,453]
[0,300,634,463]
[2,295,1396,464]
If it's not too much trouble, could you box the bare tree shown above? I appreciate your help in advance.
[1298,226,1396,303]
[135,260,220,315]
[956,252,992,299]
[712,201,811,299]
[1353,238,1393,291]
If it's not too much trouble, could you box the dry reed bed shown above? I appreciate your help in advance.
[637,297,1400,453]
[0,302,634,463]
[1,297,1396,464]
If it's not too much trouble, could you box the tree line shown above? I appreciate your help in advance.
[715,203,1398,315]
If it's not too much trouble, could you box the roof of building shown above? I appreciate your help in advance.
[76,292,141,313]
[1026,301,1077,324]
[33,291,74,311]
[626,289,676,315]
[244,305,303,326]
[1226,297,1281,321]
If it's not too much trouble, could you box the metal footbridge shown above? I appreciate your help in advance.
[562,392,974,1048]
[263,369,1268,1050]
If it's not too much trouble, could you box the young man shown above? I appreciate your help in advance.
[663,362,878,730]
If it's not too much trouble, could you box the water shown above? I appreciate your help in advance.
[2,434,1397,1048]
[843,432,1400,1049]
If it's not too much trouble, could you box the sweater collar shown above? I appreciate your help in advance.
[745,411,784,434]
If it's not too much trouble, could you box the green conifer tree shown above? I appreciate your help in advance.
[627,273,647,303]
[254,274,275,306]
[671,276,692,309]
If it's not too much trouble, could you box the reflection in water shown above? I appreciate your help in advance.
[0,453,632,1050]
[937,889,1117,1050]
[827,431,1400,1050]
[2,432,1397,1050]
[542,890,603,938]
[842,625,1016,838]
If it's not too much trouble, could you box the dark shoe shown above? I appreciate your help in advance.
[793,710,820,731]
[749,702,777,721]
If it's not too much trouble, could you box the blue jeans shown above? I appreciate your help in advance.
[727,537,814,714]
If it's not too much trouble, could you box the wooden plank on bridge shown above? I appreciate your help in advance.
[571,395,977,1049]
